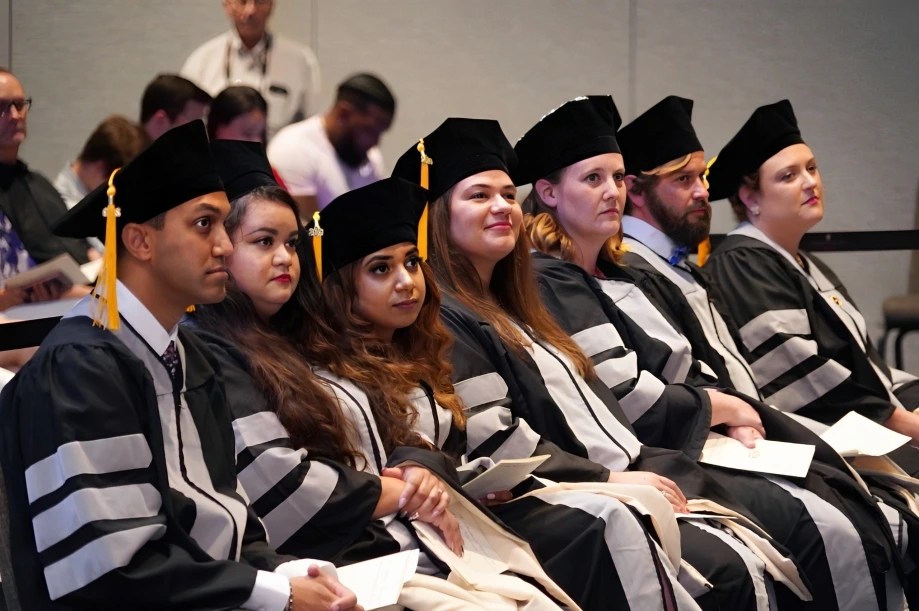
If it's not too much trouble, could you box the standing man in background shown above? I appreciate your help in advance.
[182,0,321,139]
[268,73,394,218]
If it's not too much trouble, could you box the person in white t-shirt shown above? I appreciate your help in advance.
[267,73,395,219]
[181,0,320,140]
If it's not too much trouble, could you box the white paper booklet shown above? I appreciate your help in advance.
[699,433,814,478]
[4,253,90,290]
[335,549,419,610]
[820,411,911,457]
[461,455,549,499]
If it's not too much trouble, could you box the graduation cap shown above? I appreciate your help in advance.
[513,95,621,186]
[391,118,515,260]
[314,177,427,280]
[392,118,516,200]
[616,95,702,176]
[53,120,224,330]
[706,99,805,201]
[210,139,278,201]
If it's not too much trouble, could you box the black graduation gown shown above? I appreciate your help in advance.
[440,294,903,610]
[533,252,712,456]
[612,251,753,395]
[314,370,646,610]
[193,331,396,566]
[706,231,919,428]
[0,318,288,611]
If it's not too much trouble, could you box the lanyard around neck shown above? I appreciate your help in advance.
[224,32,273,88]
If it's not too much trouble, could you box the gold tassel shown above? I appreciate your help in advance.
[416,139,433,260]
[697,237,712,266]
[702,154,717,190]
[92,169,122,330]
[309,210,323,280]
[696,155,718,267]
[186,305,196,313]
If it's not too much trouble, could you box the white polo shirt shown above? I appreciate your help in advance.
[267,115,385,210]
[181,30,321,139]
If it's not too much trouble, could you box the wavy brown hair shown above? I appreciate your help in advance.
[195,186,364,466]
[304,255,466,456]
[428,185,595,378]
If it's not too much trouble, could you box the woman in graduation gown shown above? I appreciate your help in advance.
[192,141,650,610]
[389,116,880,611]
[705,99,919,454]
[511,94,910,611]
[704,100,919,599]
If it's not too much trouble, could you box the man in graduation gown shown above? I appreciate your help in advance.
[0,120,359,611]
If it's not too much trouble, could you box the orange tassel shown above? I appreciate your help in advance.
[92,169,122,330]
[697,237,712,266]
[309,211,323,280]
[416,139,433,260]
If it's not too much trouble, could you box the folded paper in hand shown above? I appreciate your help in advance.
[700,433,814,478]
[335,550,418,610]
[461,455,549,499]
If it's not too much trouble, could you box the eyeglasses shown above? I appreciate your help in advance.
[0,98,31,118]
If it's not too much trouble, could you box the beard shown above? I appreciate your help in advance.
[333,135,367,168]
[645,187,712,248]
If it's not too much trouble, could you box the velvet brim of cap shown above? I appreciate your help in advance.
[622,129,702,175]
[224,170,278,202]
[54,174,225,239]
[325,223,418,274]
[707,131,805,201]
[429,154,511,200]
[514,134,619,186]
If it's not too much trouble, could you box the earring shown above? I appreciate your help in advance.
[751,205,761,217]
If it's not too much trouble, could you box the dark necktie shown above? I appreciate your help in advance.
[162,340,181,384]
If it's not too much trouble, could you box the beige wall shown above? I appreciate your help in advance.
[3,0,918,367]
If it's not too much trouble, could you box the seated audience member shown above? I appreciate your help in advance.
[268,73,394,218]
[54,115,149,210]
[181,0,320,139]
[54,114,149,253]
[194,142,583,609]
[140,73,212,141]
[207,85,268,143]
[0,121,360,611]
[0,67,94,307]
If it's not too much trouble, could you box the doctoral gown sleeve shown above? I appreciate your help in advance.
[707,239,896,425]
[440,302,610,484]
[0,339,264,610]
[202,335,384,561]
[534,256,710,457]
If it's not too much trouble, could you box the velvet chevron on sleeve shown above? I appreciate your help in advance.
[439,297,611,483]
[533,253,711,457]
[707,232,900,425]
[195,331,388,565]
[0,320,280,611]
